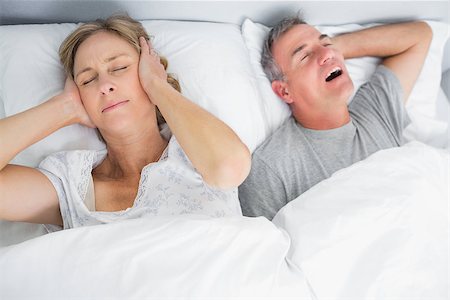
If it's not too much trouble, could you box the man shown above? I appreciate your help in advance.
[238,16,432,220]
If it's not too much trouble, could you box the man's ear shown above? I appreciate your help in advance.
[271,80,293,104]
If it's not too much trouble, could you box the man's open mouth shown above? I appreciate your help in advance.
[325,67,342,82]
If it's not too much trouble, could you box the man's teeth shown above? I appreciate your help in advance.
[327,67,341,78]
[326,67,342,82]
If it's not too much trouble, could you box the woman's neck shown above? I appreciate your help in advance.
[95,125,168,179]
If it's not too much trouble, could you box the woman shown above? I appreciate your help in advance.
[0,15,251,230]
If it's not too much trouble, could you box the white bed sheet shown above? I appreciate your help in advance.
[1,37,449,248]
[0,215,313,299]
[0,5,448,298]
[404,86,450,149]
[273,141,449,299]
[1,142,447,299]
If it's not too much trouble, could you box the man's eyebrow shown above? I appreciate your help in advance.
[75,53,131,80]
[291,34,331,58]
[291,44,306,58]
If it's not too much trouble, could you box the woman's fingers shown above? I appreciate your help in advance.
[140,36,158,57]
[64,76,76,90]
[139,37,166,74]
[62,77,95,128]
[139,36,150,55]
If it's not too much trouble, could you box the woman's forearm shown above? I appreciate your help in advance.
[146,80,251,188]
[0,95,77,170]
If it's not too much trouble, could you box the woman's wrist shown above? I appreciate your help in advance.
[48,94,80,127]
[143,78,173,106]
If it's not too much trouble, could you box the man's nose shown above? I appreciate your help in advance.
[318,46,334,65]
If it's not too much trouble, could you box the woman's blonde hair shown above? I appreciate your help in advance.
[59,14,180,126]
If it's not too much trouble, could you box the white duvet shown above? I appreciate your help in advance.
[1,142,448,299]
[273,141,449,299]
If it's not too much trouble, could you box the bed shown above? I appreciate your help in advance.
[0,1,449,299]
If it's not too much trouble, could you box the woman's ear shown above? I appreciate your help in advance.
[271,80,293,104]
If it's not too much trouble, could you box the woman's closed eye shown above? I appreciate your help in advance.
[82,76,97,86]
[112,66,128,72]
[80,65,129,85]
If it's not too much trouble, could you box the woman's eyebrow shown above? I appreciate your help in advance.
[75,53,132,80]
[75,67,93,80]
[103,53,131,63]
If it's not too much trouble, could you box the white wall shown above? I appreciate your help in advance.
[1,0,448,26]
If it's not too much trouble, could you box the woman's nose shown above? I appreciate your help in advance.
[99,78,116,95]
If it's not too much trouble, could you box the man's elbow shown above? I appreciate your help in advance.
[416,21,433,47]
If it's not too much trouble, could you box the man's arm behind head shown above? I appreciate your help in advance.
[332,21,433,103]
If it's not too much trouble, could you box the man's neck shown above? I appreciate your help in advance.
[292,104,351,130]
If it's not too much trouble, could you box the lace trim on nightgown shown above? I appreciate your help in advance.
[85,175,96,211]
[134,145,169,207]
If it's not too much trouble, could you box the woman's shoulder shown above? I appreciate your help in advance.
[38,148,107,173]
[165,136,191,166]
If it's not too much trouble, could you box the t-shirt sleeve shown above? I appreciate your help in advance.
[350,65,411,145]
[238,154,287,220]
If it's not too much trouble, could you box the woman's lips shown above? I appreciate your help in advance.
[102,100,130,113]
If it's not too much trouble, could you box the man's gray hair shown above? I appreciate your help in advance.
[261,15,307,82]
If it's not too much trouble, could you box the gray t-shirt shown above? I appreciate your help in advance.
[239,65,410,220]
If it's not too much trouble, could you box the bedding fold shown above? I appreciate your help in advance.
[273,141,449,299]
[0,215,312,299]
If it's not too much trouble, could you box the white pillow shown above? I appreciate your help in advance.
[0,20,264,169]
[143,21,266,153]
[241,19,449,147]
[0,96,5,118]
[0,23,106,167]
